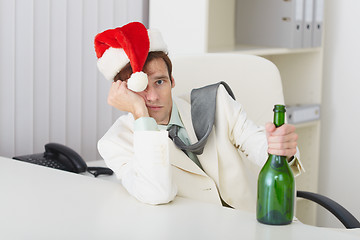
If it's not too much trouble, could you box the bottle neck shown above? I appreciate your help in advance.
[271,105,286,160]
[273,111,285,127]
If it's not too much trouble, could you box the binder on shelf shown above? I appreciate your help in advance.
[312,0,324,47]
[286,104,321,124]
[235,0,304,49]
[303,0,314,48]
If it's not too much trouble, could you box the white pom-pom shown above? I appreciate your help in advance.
[127,72,148,92]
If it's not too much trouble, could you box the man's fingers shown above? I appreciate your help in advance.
[269,124,296,136]
[265,122,276,133]
[267,132,298,143]
[266,123,298,158]
[268,141,297,150]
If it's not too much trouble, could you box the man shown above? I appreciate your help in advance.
[95,22,302,211]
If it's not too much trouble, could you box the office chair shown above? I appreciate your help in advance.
[171,53,360,229]
[297,191,360,229]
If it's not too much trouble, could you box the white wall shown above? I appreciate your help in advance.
[318,0,360,227]
[0,0,148,162]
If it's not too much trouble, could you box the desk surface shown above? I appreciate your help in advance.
[1,156,359,240]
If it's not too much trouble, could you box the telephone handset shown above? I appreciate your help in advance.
[44,143,87,173]
[13,142,113,177]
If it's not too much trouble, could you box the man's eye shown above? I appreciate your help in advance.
[156,80,164,85]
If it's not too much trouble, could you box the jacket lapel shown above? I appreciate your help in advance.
[196,129,220,185]
[173,97,220,183]
[168,138,206,176]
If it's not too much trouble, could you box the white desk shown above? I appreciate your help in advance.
[0,156,359,240]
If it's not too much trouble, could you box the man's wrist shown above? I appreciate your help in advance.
[133,105,149,120]
[134,117,158,131]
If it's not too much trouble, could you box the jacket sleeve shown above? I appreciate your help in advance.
[216,85,303,176]
[97,114,177,205]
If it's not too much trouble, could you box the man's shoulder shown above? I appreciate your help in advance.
[172,83,235,115]
[173,93,190,104]
[173,94,191,115]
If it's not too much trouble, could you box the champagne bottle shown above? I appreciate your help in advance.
[256,104,295,225]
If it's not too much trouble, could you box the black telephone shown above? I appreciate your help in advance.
[13,143,113,177]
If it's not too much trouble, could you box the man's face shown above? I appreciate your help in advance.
[137,57,175,125]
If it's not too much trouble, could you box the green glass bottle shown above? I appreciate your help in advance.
[256,105,295,225]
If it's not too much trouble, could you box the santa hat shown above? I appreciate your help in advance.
[94,22,167,92]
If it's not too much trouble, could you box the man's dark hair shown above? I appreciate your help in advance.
[113,51,173,83]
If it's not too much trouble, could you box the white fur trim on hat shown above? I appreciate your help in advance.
[148,29,168,52]
[127,71,148,92]
[97,48,129,81]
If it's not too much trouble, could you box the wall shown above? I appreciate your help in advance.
[0,0,147,161]
[318,0,360,227]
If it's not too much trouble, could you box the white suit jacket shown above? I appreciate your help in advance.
[98,85,302,212]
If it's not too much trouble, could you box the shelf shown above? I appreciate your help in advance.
[292,120,320,129]
[209,45,322,56]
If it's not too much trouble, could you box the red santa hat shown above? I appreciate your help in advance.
[94,22,167,92]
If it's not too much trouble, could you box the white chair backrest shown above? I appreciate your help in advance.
[171,53,285,126]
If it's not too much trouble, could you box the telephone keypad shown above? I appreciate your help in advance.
[13,153,68,171]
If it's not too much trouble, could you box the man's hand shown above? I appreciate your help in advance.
[265,122,298,158]
[107,81,149,119]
